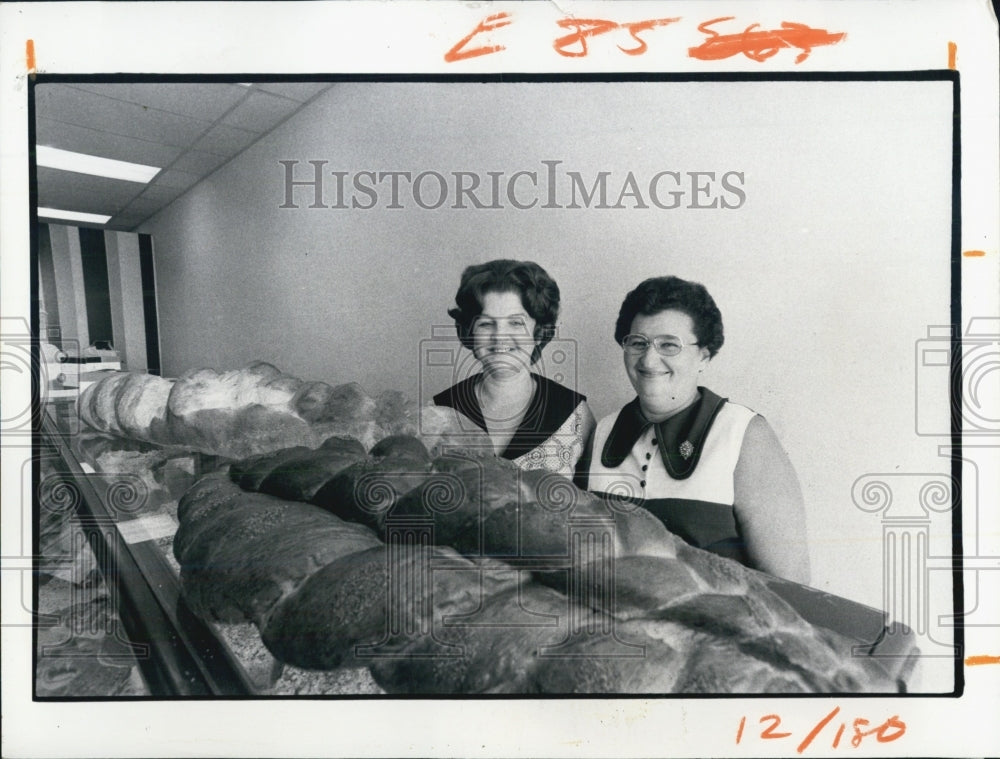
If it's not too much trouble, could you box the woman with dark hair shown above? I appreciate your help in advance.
[434,259,595,477]
[579,276,809,583]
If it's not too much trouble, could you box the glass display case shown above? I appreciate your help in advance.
[38,399,383,696]
[37,397,919,697]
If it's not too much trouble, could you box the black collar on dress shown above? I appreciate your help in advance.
[433,373,585,460]
[600,387,727,480]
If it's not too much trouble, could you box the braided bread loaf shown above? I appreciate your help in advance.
[174,436,904,694]
[75,364,484,460]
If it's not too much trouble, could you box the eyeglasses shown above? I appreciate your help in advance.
[621,334,700,357]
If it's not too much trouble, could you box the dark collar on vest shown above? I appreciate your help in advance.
[433,373,585,460]
[600,387,727,480]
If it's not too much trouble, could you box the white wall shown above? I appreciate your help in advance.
[141,80,955,613]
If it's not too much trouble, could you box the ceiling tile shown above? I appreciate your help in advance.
[36,167,145,215]
[117,196,167,216]
[34,83,212,148]
[192,123,259,155]
[33,83,326,226]
[35,117,183,168]
[253,82,332,102]
[148,168,202,190]
[134,183,185,204]
[106,213,151,231]
[221,91,298,132]
[170,149,230,175]
[65,83,249,121]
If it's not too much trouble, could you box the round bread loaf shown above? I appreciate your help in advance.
[174,484,279,566]
[528,617,689,694]
[258,546,393,670]
[217,362,284,406]
[412,405,493,457]
[165,367,227,450]
[214,404,318,460]
[76,381,101,430]
[176,495,324,572]
[164,365,316,456]
[263,545,520,673]
[292,381,381,448]
[226,520,382,626]
[181,505,378,623]
[113,373,174,442]
[229,445,315,492]
[373,389,419,437]
[257,437,367,502]
[310,435,434,529]
[88,372,133,435]
[542,554,703,620]
[369,583,587,694]
[176,471,240,523]
[292,381,376,424]
[389,451,527,552]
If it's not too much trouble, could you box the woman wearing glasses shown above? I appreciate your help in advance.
[579,276,810,583]
[434,259,595,477]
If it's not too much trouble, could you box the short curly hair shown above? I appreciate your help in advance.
[447,259,560,365]
[614,276,724,358]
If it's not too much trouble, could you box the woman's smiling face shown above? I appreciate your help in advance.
[624,309,710,420]
[472,290,538,378]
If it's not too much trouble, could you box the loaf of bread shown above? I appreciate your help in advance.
[172,437,907,694]
[309,435,435,530]
[75,363,490,461]
[174,477,382,624]
[113,372,174,441]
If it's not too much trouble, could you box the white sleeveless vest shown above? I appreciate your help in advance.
[588,401,755,505]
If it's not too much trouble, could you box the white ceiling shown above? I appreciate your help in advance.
[33,82,332,231]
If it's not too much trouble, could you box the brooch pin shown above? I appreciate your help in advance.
[679,440,694,460]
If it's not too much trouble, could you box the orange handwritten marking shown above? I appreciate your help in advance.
[26,39,35,74]
[965,654,1000,665]
[963,250,986,257]
[444,12,513,63]
[797,706,840,754]
[760,714,792,739]
[948,41,957,69]
[689,17,846,64]
[553,17,681,58]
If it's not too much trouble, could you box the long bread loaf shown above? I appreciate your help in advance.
[76,364,491,460]
[172,438,905,694]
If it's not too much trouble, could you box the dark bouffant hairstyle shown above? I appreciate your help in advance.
[614,276,725,358]
[448,259,560,365]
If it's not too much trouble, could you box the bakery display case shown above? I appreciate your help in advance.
[38,398,382,696]
[37,378,920,697]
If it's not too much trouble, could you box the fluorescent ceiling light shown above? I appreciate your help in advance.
[37,146,161,183]
[38,207,112,225]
